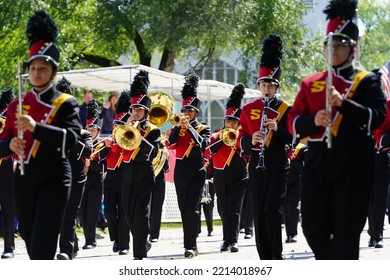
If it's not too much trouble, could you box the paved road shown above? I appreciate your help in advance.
[5,219,390,261]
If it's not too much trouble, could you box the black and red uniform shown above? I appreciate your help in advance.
[104,139,130,253]
[0,86,81,259]
[368,97,390,248]
[165,119,210,252]
[239,96,292,259]
[205,130,248,246]
[288,66,386,259]
[58,129,92,259]
[121,119,160,259]
[283,143,307,242]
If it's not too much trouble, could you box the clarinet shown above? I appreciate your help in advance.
[256,94,269,169]
[17,61,25,175]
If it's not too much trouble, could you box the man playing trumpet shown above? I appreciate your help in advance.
[119,70,161,260]
[205,83,248,253]
[165,74,210,258]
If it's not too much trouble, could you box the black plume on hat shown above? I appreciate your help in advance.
[226,83,245,110]
[0,88,14,111]
[323,0,359,43]
[181,73,199,100]
[260,34,284,69]
[130,69,150,97]
[116,89,131,114]
[26,10,58,46]
[323,0,358,21]
[87,98,99,120]
[56,76,72,94]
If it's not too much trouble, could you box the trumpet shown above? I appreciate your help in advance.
[219,128,238,146]
[256,95,269,169]
[112,121,142,151]
[206,128,238,149]
[170,114,189,126]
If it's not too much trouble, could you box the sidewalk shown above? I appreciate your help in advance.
[5,219,390,260]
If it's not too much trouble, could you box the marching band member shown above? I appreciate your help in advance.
[238,35,292,260]
[55,77,93,260]
[103,89,131,255]
[0,88,15,259]
[287,0,386,259]
[367,88,390,249]
[0,10,81,259]
[165,74,211,258]
[283,142,307,243]
[79,99,107,250]
[121,70,161,260]
[205,84,248,253]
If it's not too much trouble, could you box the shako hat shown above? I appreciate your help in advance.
[323,0,359,45]
[85,98,102,129]
[181,73,201,112]
[0,88,14,118]
[130,70,151,110]
[114,89,131,125]
[56,76,72,94]
[26,10,59,68]
[225,83,245,120]
[257,34,284,86]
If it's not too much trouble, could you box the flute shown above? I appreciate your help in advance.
[325,33,333,149]
[17,61,25,175]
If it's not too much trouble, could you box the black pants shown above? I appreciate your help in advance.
[104,167,130,251]
[121,161,154,258]
[368,152,390,241]
[59,171,86,258]
[79,172,103,246]
[174,159,206,250]
[199,181,215,235]
[240,185,254,236]
[214,169,247,243]
[283,160,302,237]
[149,171,166,240]
[0,159,15,253]
[248,153,288,260]
[15,160,71,260]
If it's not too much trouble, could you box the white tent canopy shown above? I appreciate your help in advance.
[54,64,260,101]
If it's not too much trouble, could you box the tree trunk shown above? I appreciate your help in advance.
[159,47,176,73]
[79,51,121,67]
[133,31,152,66]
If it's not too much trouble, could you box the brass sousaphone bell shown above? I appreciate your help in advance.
[148,92,176,176]
[0,117,5,133]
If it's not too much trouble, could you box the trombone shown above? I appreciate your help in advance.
[206,128,238,149]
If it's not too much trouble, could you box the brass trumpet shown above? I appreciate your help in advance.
[219,128,238,146]
[112,121,142,151]
[170,114,189,126]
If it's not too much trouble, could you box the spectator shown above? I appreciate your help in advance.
[100,92,118,134]
[79,92,93,128]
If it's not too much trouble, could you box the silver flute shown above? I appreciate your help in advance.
[325,33,333,149]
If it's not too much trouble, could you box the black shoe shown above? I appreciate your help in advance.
[113,241,119,253]
[184,249,199,258]
[82,243,96,250]
[1,251,14,259]
[285,235,297,243]
[119,249,129,255]
[145,240,152,253]
[244,234,253,239]
[220,241,231,252]
[273,255,285,260]
[208,231,214,236]
[375,240,384,248]
[230,243,239,253]
[134,256,143,260]
[368,238,375,247]
[149,238,159,243]
[56,253,70,260]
